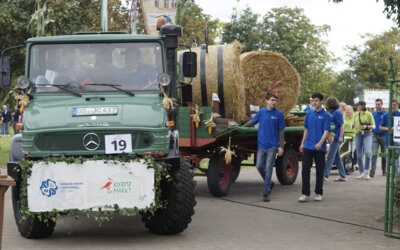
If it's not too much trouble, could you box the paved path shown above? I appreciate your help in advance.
[2,166,399,249]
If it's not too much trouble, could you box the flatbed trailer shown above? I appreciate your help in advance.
[178,106,304,197]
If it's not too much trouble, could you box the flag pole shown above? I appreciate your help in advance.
[101,0,108,32]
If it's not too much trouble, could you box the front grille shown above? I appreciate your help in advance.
[34,131,159,152]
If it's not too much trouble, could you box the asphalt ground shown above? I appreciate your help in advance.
[1,164,400,250]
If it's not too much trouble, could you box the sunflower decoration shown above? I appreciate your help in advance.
[220,137,236,165]
[204,112,216,135]
[190,104,204,128]
[13,92,30,113]
[160,86,176,110]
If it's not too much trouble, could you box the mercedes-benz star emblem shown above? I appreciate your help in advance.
[83,133,100,151]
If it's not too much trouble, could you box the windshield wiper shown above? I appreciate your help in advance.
[90,83,135,97]
[40,84,82,97]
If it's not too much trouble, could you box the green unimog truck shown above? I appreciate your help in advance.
[1,25,197,238]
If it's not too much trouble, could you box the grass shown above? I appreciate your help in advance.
[0,128,14,166]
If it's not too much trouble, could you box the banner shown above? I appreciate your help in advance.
[363,89,389,108]
[28,160,154,212]
[141,0,178,35]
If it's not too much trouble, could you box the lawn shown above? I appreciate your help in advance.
[0,128,14,166]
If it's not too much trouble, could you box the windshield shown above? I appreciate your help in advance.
[29,42,163,93]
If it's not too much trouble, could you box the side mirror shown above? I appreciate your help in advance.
[182,52,197,78]
[0,57,11,87]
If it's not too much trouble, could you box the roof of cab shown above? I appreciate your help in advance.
[27,33,162,43]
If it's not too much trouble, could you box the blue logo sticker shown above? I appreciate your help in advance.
[40,179,58,197]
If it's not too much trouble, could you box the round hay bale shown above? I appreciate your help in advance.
[240,51,300,116]
[179,41,246,123]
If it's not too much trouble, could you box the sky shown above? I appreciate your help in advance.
[195,0,396,71]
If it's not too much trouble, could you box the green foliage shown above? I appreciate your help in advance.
[179,3,221,47]
[221,7,261,52]
[346,27,400,92]
[17,155,171,226]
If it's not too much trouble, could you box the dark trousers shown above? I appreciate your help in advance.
[302,149,325,196]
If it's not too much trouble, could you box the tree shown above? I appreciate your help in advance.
[346,27,400,91]
[221,6,261,52]
[222,7,337,103]
[332,0,400,26]
[179,3,221,47]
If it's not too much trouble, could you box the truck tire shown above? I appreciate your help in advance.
[231,157,241,183]
[342,152,354,175]
[142,157,196,234]
[275,147,299,185]
[207,154,232,197]
[12,181,55,238]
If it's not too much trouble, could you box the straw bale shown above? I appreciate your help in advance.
[240,51,300,116]
[181,41,246,123]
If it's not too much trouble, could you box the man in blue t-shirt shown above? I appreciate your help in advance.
[244,92,285,202]
[379,99,400,176]
[371,99,388,177]
[299,92,331,202]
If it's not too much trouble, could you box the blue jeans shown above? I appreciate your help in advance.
[256,147,277,195]
[1,122,9,135]
[371,133,386,173]
[324,141,346,178]
[355,132,372,174]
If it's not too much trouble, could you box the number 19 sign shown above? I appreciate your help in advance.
[105,134,133,154]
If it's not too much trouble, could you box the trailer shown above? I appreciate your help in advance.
[179,106,304,197]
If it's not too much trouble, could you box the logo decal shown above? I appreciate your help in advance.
[83,133,100,151]
[101,177,113,194]
[40,179,58,197]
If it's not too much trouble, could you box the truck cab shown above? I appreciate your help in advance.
[2,25,197,238]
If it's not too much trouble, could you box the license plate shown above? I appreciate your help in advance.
[105,134,133,154]
[72,107,118,116]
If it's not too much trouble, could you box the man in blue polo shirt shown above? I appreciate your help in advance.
[244,92,285,202]
[379,99,400,176]
[299,92,331,202]
[371,98,388,177]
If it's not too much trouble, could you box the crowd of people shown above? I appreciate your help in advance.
[249,91,396,203]
[0,104,22,137]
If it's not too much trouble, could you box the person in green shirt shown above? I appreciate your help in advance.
[344,105,356,163]
[353,101,375,180]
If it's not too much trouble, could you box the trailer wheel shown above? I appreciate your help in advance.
[142,157,196,234]
[231,157,241,183]
[12,182,55,238]
[276,147,299,185]
[342,152,354,175]
[207,154,232,197]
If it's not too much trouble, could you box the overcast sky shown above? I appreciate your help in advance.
[195,0,396,71]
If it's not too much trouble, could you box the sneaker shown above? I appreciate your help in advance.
[383,170,386,176]
[364,173,370,180]
[357,173,364,179]
[263,194,271,202]
[298,195,310,202]
[323,177,328,182]
[314,194,323,201]
[370,171,375,178]
[334,176,347,182]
